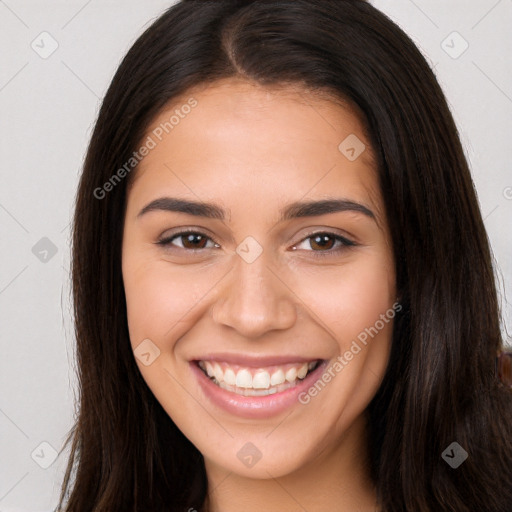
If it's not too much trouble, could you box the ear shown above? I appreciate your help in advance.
[496,350,512,388]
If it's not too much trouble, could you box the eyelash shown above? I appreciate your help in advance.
[155,229,357,257]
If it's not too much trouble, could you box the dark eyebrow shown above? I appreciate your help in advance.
[137,197,376,222]
[137,197,225,220]
[280,198,375,221]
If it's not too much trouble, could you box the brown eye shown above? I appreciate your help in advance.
[293,232,356,257]
[309,234,336,251]
[178,233,209,249]
[157,231,219,251]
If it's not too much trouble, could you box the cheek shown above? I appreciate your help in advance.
[288,252,395,412]
[122,257,220,348]
[289,252,395,346]
[123,263,172,345]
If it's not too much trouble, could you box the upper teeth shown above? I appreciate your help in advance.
[198,360,317,389]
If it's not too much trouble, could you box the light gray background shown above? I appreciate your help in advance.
[0,1,511,510]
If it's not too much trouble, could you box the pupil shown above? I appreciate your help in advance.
[312,234,334,250]
[185,234,205,248]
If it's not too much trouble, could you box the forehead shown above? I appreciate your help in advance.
[127,78,383,222]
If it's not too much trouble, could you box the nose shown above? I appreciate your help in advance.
[211,252,297,339]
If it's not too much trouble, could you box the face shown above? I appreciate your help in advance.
[122,78,397,479]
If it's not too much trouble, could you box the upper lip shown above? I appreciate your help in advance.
[192,353,323,368]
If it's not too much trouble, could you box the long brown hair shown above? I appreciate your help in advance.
[58,0,512,510]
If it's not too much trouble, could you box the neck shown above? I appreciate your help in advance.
[203,414,378,512]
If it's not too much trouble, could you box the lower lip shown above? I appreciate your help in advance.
[190,360,327,419]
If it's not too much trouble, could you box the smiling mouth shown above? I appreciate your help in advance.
[196,359,322,397]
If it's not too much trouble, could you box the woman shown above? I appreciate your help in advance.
[58,0,512,510]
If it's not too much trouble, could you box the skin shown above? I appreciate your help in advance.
[122,78,396,512]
